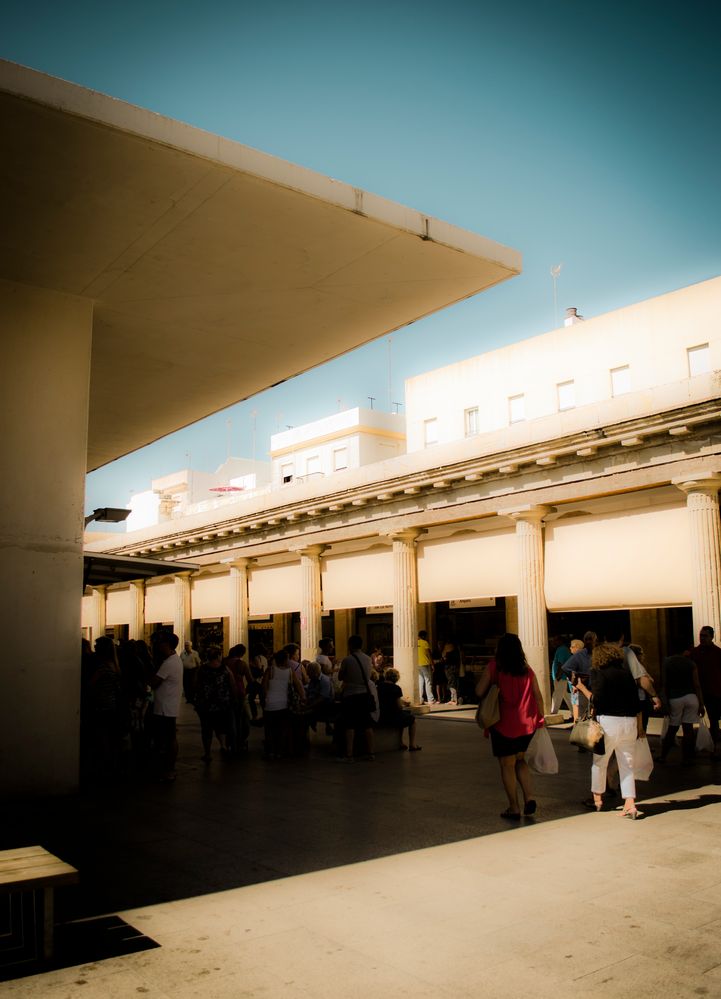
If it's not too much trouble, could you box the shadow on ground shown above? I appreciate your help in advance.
[3,710,720,924]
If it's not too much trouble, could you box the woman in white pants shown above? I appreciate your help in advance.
[575,643,645,819]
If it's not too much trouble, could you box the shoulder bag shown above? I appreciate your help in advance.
[569,711,605,752]
[475,683,501,729]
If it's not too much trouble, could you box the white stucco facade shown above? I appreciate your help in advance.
[270,408,406,486]
[404,277,720,453]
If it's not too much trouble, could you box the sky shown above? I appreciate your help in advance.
[3,1,720,523]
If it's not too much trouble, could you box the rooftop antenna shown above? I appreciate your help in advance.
[337,397,343,411]
[368,395,375,410]
[392,400,403,414]
[550,263,563,328]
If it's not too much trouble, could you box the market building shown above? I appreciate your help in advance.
[84,275,721,711]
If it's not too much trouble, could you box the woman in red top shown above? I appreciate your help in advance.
[475,633,545,821]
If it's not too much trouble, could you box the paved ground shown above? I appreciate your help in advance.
[3,707,721,997]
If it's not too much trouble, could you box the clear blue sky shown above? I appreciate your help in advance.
[3,1,720,519]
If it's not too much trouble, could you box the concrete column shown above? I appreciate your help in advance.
[129,581,146,641]
[0,280,93,795]
[90,586,107,645]
[507,506,552,711]
[333,608,353,657]
[173,571,193,649]
[388,529,422,703]
[227,559,252,650]
[673,473,721,640]
[298,545,327,661]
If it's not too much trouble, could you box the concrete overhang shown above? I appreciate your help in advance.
[0,60,521,471]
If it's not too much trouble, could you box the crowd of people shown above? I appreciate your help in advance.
[79,631,424,779]
[474,624,721,821]
[80,618,721,810]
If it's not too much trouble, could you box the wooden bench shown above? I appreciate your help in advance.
[0,846,78,962]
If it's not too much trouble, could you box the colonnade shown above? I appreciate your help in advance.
[86,478,721,711]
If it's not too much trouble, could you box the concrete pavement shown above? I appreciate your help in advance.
[3,709,721,997]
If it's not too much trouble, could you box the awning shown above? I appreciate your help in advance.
[83,551,198,589]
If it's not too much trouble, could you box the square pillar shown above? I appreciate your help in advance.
[0,280,93,796]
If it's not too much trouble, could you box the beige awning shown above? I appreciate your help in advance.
[417,529,518,602]
[544,504,691,610]
[321,548,394,611]
[249,563,302,616]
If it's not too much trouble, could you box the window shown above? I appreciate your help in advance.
[687,343,710,377]
[423,418,438,446]
[333,447,348,471]
[306,454,321,476]
[557,380,575,411]
[464,406,479,437]
[610,365,631,397]
[280,463,293,484]
[508,394,525,424]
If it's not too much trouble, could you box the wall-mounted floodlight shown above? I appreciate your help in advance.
[84,507,131,528]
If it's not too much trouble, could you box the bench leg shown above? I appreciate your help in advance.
[42,887,54,960]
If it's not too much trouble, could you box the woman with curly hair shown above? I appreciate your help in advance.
[574,642,645,818]
[475,633,545,820]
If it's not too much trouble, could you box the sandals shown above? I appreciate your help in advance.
[409,746,422,752]
[523,799,537,816]
[500,808,521,821]
[581,797,603,812]
[621,808,644,820]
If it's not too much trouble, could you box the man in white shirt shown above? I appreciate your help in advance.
[150,631,183,781]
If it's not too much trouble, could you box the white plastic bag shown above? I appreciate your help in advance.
[526,726,559,775]
[696,717,714,753]
[634,736,654,781]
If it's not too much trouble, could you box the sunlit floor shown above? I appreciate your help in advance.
[4,712,721,997]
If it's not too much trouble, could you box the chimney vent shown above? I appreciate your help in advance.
[564,307,584,326]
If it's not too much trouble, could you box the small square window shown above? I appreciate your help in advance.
[508,394,525,424]
[687,343,710,377]
[423,418,438,446]
[610,365,631,397]
[333,447,348,471]
[464,407,479,437]
[557,380,575,411]
[281,463,293,484]
[306,455,321,476]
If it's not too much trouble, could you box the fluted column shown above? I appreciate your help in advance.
[673,472,721,640]
[129,580,146,641]
[91,585,106,644]
[298,545,327,661]
[507,506,552,710]
[388,529,422,703]
[173,571,193,648]
[227,558,252,650]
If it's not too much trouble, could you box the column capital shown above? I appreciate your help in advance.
[672,471,721,497]
[385,527,424,545]
[504,504,555,524]
[172,569,195,580]
[92,583,107,594]
[291,544,328,559]
[129,578,146,590]
[221,556,255,571]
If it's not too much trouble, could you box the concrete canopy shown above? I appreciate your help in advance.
[0,60,521,471]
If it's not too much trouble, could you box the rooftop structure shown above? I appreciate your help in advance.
[1,59,520,796]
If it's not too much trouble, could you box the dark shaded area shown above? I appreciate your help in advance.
[0,908,158,983]
[2,710,720,926]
